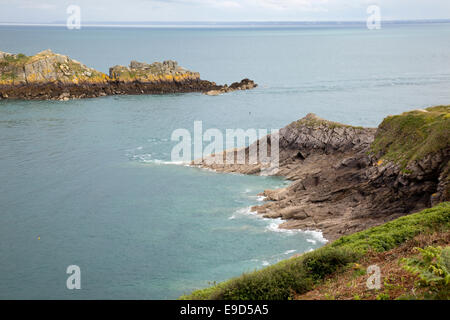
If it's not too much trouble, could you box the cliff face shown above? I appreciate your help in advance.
[196,107,450,240]
[0,50,256,100]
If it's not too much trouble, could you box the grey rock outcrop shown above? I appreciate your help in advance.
[195,110,450,241]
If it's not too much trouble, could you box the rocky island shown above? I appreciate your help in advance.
[0,49,256,100]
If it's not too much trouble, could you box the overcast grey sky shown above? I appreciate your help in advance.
[1,0,449,23]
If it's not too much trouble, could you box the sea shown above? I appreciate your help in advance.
[0,22,449,299]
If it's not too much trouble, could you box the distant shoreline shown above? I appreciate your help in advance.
[1,19,449,28]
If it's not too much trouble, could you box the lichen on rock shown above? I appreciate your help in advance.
[109,60,200,83]
[0,49,257,100]
[0,49,107,85]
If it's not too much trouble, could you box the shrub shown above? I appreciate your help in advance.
[402,246,450,299]
[183,247,359,300]
[181,202,450,300]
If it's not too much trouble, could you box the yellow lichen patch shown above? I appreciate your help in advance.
[0,79,13,85]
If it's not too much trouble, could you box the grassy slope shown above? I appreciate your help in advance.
[182,106,450,300]
[181,202,450,300]
[297,231,450,300]
[370,106,450,169]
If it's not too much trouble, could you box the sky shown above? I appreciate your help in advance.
[0,0,449,24]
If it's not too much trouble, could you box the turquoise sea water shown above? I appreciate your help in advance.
[1,23,450,299]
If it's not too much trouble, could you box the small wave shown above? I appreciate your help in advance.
[131,153,152,162]
[228,206,257,220]
[304,230,328,244]
[256,195,266,202]
[266,224,288,233]
[132,154,188,166]
[265,219,295,233]
[265,219,328,243]
[237,206,256,216]
[262,261,270,266]
[149,159,187,165]
[284,249,296,255]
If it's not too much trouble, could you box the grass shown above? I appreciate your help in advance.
[293,113,365,130]
[0,54,30,81]
[181,202,450,300]
[0,51,107,83]
[1,53,30,64]
[298,231,449,300]
[370,106,450,168]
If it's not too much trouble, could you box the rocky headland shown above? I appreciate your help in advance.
[195,106,450,241]
[0,50,256,100]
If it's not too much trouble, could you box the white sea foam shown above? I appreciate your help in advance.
[133,154,187,166]
[256,195,266,202]
[265,218,295,233]
[229,206,257,220]
[264,218,328,243]
[304,230,328,244]
[150,159,187,165]
[262,261,270,266]
[238,206,257,215]
[284,249,296,255]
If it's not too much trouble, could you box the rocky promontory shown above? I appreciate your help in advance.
[0,50,257,100]
[195,106,450,240]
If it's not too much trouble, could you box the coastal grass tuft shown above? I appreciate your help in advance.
[181,202,450,300]
[1,53,29,64]
[293,113,364,130]
[370,106,450,168]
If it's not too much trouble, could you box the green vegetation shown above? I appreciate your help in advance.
[181,202,450,300]
[56,61,103,80]
[402,246,450,299]
[371,106,450,168]
[1,53,29,64]
[0,54,30,81]
[0,53,30,67]
[294,113,364,130]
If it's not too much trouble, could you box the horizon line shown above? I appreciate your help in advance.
[1,19,449,28]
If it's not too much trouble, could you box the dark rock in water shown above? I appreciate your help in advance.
[195,107,450,241]
[0,50,257,100]
[204,79,257,95]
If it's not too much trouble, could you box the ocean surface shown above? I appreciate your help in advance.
[1,23,450,299]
